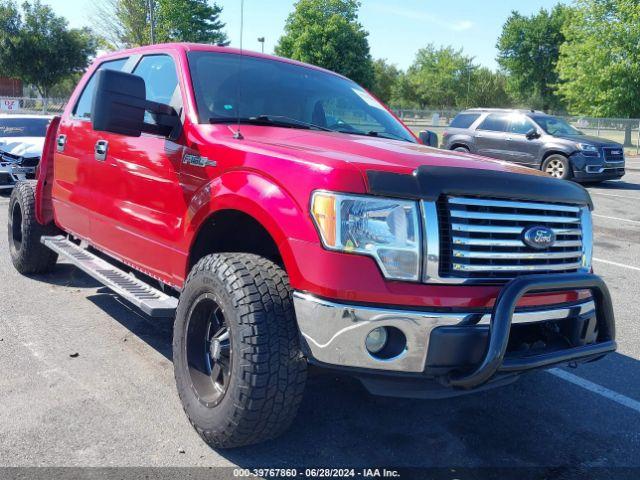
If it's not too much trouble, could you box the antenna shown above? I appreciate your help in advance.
[233,0,245,140]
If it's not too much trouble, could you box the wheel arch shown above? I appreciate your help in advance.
[183,171,314,281]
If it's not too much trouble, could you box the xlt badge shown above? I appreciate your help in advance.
[182,152,217,168]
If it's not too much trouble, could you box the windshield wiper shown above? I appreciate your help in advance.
[209,115,333,132]
[333,129,413,143]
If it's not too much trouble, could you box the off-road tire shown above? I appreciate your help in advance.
[8,181,58,274]
[542,154,572,180]
[173,253,307,449]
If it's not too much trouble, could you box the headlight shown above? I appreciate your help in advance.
[311,191,421,281]
[577,143,599,155]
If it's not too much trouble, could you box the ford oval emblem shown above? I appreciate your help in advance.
[523,226,556,250]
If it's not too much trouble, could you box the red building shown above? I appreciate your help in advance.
[0,77,23,97]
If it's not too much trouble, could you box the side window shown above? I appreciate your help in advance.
[477,114,509,132]
[133,54,180,124]
[509,116,535,135]
[72,58,128,120]
[450,113,480,129]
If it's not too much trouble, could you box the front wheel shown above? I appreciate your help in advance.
[173,253,307,449]
[8,181,58,274]
[542,154,572,180]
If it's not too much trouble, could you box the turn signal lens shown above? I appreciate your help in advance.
[311,193,337,246]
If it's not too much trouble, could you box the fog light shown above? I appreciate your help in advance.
[365,327,388,354]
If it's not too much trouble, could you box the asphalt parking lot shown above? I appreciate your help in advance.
[1,166,640,474]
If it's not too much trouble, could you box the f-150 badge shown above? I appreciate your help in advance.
[182,152,217,167]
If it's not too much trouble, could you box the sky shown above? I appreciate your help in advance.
[44,0,566,70]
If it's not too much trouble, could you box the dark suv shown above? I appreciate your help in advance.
[442,108,625,182]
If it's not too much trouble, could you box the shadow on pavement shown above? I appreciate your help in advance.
[587,179,640,191]
[24,261,640,471]
[28,263,102,289]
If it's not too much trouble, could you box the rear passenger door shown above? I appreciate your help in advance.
[474,113,509,160]
[52,57,129,239]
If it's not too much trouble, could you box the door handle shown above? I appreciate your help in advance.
[95,140,108,161]
[57,134,66,152]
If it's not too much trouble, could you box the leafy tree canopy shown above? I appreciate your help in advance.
[497,5,571,112]
[275,0,374,88]
[94,0,227,48]
[557,0,640,119]
[0,0,98,98]
[401,45,474,109]
[370,59,400,105]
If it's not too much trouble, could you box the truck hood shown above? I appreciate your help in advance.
[217,125,545,177]
[0,137,45,158]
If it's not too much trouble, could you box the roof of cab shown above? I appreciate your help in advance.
[93,42,345,79]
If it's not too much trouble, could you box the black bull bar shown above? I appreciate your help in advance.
[447,273,617,390]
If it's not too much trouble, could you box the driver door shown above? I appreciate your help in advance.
[88,53,187,283]
[505,116,542,166]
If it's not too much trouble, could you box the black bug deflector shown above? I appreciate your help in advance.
[447,273,616,390]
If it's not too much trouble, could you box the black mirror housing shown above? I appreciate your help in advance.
[91,69,178,137]
[419,130,439,147]
[526,128,540,140]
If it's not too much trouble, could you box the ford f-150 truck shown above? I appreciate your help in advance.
[7,44,616,449]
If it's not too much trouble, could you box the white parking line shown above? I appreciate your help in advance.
[548,368,640,414]
[594,257,640,272]
[592,213,640,225]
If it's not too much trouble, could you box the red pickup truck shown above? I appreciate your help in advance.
[7,43,615,449]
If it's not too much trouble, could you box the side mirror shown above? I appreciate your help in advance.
[525,128,540,140]
[91,69,178,137]
[419,130,439,147]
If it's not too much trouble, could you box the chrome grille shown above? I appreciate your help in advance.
[438,196,588,279]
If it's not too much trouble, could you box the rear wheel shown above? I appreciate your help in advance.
[8,181,58,274]
[542,154,572,180]
[453,146,470,153]
[173,253,307,449]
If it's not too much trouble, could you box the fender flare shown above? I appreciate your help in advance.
[183,170,316,276]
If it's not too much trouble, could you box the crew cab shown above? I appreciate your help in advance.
[7,44,616,449]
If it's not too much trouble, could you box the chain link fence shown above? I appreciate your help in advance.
[0,97,66,115]
[394,108,640,155]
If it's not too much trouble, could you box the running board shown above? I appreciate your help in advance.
[41,235,178,318]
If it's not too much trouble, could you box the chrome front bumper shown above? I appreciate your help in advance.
[293,291,596,374]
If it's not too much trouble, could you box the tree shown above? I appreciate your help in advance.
[93,0,227,48]
[156,0,227,44]
[370,59,400,105]
[0,0,98,99]
[401,45,474,109]
[497,5,571,112]
[275,0,374,88]
[467,68,512,109]
[557,0,640,145]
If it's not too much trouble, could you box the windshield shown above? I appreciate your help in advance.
[533,116,582,136]
[0,117,49,138]
[187,51,415,142]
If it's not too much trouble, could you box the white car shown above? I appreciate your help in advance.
[0,114,52,190]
